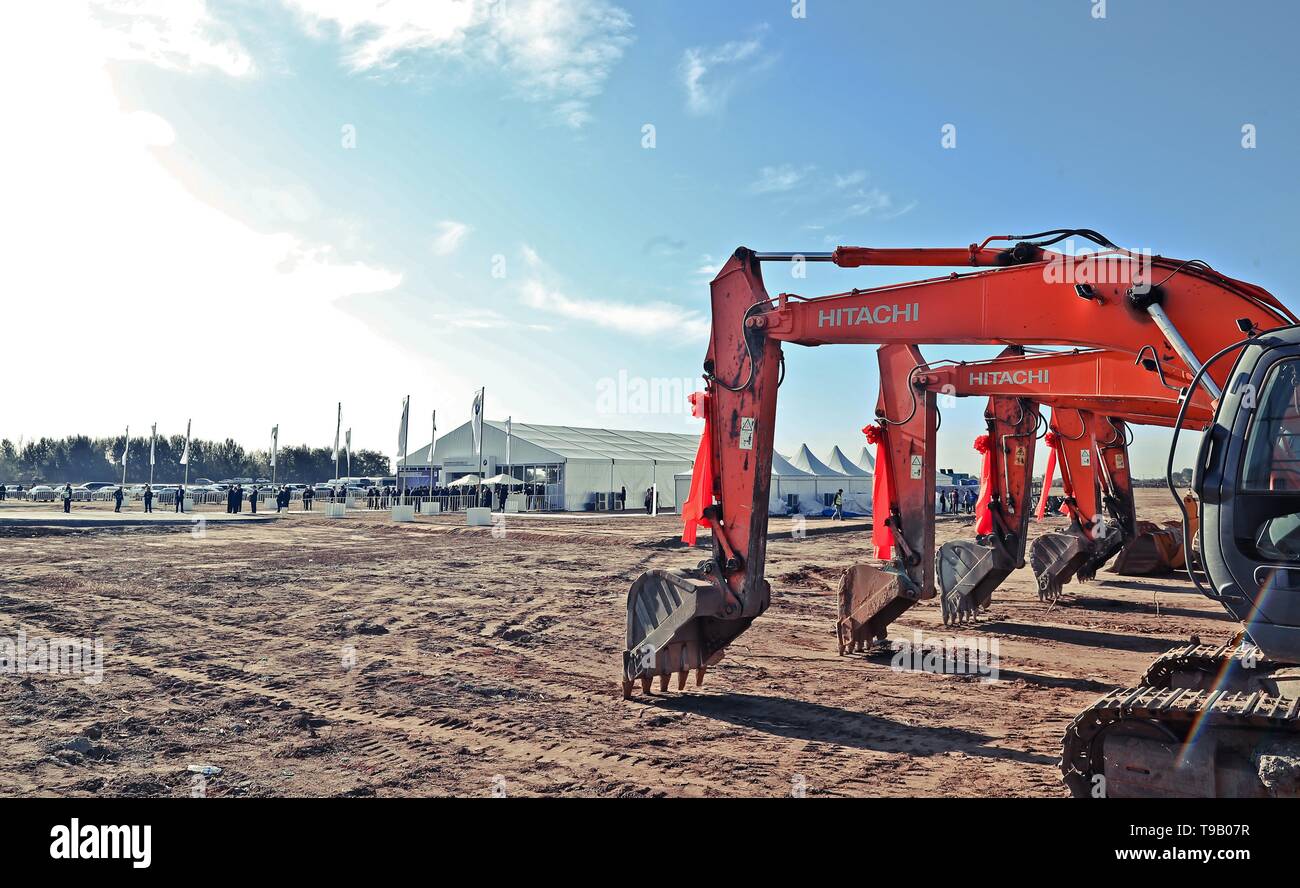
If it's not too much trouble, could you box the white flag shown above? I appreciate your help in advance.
[149,424,156,466]
[471,388,485,456]
[332,402,341,460]
[179,419,191,465]
[397,396,410,463]
[345,428,352,461]
[271,425,279,468]
[122,426,129,470]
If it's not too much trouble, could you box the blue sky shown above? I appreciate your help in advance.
[4,1,1297,475]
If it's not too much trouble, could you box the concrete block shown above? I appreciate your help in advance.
[324,503,347,518]
[418,501,441,515]
[390,505,416,522]
[466,507,493,526]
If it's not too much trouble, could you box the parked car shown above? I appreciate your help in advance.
[29,485,55,502]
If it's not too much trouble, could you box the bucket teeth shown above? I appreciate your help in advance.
[621,679,633,699]
[695,666,706,686]
[640,675,652,695]
[658,673,669,692]
[676,670,687,690]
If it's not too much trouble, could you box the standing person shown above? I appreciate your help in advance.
[113,485,124,513]
[175,484,186,512]
[248,485,258,514]
[225,485,234,514]
[62,483,72,513]
[644,487,653,515]
[0,483,6,501]
[303,485,314,511]
[619,485,626,510]
[833,488,844,521]
[143,484,153,513]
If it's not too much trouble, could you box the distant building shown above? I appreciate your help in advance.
[402,420,698,511]
[938,468,978,487]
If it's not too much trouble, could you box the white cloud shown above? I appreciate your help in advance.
[517,249,710,340]
[0,4,461,446]
[284,0,633,127]
[432,220,473,256]
[89,0,254,76]
[749,163,814,194]
[680,31,768,116]
[834,170,867,189]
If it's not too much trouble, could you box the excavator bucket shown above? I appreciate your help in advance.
[837,563,923,653]
[622,568,754,697]
[1030,525,1091,602]
[934,390,1039,624]
[837,345,936,652]
[1032,408,1104,601]
[937,539,1009,624]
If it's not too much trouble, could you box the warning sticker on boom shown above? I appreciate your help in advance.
[910,454,923,479]
[739,417,755,450]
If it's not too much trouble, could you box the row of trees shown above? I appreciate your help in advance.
[0,435,392,485]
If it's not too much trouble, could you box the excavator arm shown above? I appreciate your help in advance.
[623,235,1297,696]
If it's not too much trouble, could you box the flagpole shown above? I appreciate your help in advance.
[429,410,437,493]
[399,396,410,499]
[121,425,129,485]
[476,388,485,501]
[346,428,352,481]
[182,419,191,493]
[334,402,342,483]
[271,425,278,487]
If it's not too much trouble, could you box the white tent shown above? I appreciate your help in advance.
[791,444,872,515]
[823,446,872,478]
[447,474,481,487]
[855,447,876,473]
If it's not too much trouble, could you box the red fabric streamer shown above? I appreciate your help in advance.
[1036,431,1060,520]
[863,424,893,560]
[973,434,994,535]
[681,392,714,545]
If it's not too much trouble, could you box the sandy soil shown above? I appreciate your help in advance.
[0,490,1230,797]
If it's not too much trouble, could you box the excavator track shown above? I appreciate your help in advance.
[1061,685,1300,797]
[1144,641,1262,689]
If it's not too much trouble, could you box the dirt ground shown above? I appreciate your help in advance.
[0,489,1229,797]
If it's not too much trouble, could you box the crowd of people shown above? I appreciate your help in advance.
[937,485,978,514]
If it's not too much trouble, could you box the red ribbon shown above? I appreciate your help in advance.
[864,424,893,560]
[973,434,994,534]
[1036,431,1071,519]
[681,391,714,545]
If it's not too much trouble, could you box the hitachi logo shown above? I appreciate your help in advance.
[817,302,920,328]
[968,369,1050,386]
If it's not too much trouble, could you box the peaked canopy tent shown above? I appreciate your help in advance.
[790,444,872,516]
[855,447,877,473]
[823,446,872,478]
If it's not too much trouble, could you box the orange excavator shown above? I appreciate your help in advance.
[623,230,1300,796]
[871,344,1214,626]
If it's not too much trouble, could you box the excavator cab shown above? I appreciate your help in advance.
[1197,325,1300,663]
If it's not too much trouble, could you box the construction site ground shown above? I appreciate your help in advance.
[0,489,1220,797]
